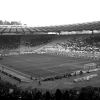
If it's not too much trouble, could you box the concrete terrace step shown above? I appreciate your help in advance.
[0,64,32,82]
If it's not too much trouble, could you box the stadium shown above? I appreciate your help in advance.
[0,21,100,90]
[1,0,100,99]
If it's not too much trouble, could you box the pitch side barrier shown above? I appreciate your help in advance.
[42,68,100,82]
[73,74,98,82]
[0,64,33,82]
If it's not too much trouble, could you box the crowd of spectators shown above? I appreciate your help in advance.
[0,34,100,58]
[57,36,100,52]
[0,79,100,100]
[0,35,56,50]
[37,35,100,60]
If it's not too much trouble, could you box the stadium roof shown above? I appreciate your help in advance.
[38,21,100,32]
[0,21,100,35]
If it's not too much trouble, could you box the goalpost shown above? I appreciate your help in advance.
[83,63,97,70]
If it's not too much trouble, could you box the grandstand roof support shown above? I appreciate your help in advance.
[0,28,6,35]
[9,28,11,33]
[21,28,26,35]
[91,30,95,60]
[91,30,94,35]
[26,28,34,34]
[57,31,61,35]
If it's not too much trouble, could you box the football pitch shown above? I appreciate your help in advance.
[0,53,99,79]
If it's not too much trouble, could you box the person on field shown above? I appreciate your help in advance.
[38,80,41,85]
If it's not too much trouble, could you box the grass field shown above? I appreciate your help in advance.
[0,53,100,89]
[0,53,99,79]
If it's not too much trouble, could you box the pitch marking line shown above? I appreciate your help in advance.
[43,63,80,70]
[41,68,60,74]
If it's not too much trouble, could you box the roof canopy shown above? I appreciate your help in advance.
[0,21,100,34]
[37,21,100,32]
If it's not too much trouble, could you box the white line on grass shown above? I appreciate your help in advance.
[42,68,60,74]
[44,63,80,69]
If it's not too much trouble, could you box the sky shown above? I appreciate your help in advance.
[0,0,100,27]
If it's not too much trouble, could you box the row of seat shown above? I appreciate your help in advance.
[0,64,31,83]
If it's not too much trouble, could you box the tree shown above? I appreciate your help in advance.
[44,91,51,100]
[55,89,62,100]
[34,91,42,100]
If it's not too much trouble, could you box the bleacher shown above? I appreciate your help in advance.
[35,35,100,60]
[0,64,32,82]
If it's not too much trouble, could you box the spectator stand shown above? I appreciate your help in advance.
[0,64,33,83]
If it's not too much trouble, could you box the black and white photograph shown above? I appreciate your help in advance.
[0,0,100,100]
